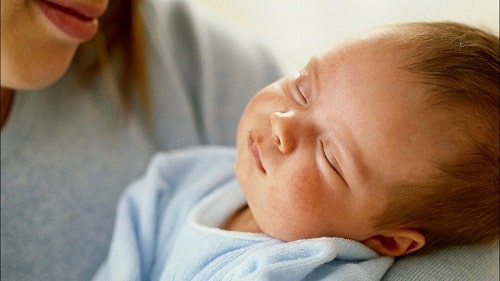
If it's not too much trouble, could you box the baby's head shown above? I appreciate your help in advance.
[369,22,499,252]
[235,22,499,257]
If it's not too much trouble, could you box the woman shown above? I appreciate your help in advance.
[1,0,281,279]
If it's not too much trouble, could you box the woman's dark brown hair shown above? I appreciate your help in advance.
[74,0,150,118]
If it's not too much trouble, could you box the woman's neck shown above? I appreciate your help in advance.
[1,87,15,130]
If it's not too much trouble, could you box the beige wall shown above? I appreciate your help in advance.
[191,0,499,73]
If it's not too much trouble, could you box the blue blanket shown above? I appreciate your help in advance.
[93,147,393,280]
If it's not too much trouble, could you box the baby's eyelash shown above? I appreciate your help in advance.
[295,83,308,105]
[321,140,336,172]
[293,72,309,106]
[320,140,347,185]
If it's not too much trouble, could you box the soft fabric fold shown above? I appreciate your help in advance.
[94,147,393,281]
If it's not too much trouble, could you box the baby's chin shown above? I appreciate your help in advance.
[263,228,313,242]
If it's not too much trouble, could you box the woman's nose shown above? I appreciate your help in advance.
[270,111,297,154]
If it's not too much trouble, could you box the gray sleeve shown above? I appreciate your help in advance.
[382,242,499,281]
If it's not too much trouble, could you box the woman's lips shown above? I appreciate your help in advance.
[36,0,106,41]
[249,135,266,174]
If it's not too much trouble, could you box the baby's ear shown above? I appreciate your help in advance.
[361,229,425,257]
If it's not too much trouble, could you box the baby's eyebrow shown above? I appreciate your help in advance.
[301,57,320,97]
[304,57,319,75]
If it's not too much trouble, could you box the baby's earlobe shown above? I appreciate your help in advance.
[361,229,425,257]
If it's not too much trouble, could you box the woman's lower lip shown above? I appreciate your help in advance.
[249,136,266,174]
[36,0,99,41]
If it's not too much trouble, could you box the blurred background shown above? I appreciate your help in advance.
[191,0,499,74]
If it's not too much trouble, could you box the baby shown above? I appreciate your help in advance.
[94,22,499,281]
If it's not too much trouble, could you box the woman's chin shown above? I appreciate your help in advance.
[2,58,73,90]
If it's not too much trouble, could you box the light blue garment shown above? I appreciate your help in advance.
[93,147,394,281]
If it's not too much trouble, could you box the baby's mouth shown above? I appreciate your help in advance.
[248,135,266,174]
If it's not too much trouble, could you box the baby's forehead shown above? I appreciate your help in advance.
[337,26,413,56]
[314,32,415,83]
[339,24,426,61]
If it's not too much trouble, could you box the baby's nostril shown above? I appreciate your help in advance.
[274,136,281,146]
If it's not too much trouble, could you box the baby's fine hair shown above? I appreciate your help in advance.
[373,22,499,251]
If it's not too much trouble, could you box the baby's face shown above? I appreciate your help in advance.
[235,31,441,242]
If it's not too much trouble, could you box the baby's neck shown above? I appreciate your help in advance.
[222,205,261,233]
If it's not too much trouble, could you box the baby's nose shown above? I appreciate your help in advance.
[270,111,297,154]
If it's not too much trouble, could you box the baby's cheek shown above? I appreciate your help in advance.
[282,169,323,209]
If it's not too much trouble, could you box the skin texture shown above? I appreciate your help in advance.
[0,0,108,90]
[232,29,445,256]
